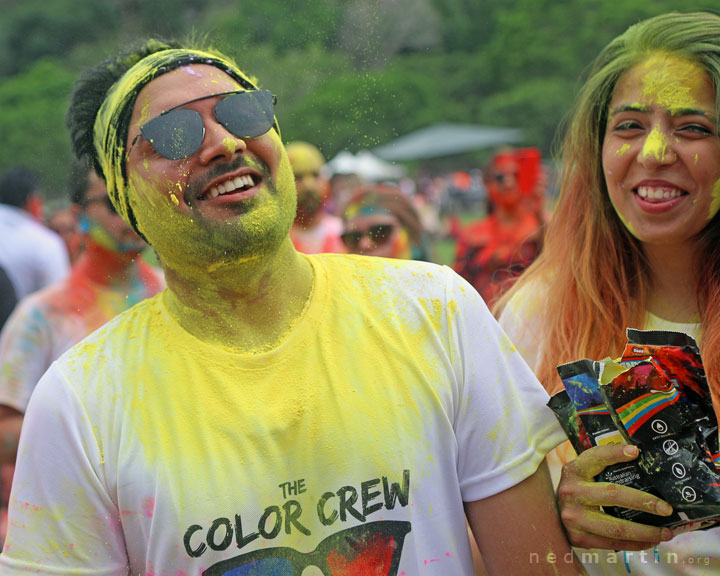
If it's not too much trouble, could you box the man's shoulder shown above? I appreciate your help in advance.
[58,293,164,363]
[313,253,449,283]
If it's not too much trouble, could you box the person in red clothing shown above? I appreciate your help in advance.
[287,141,344,254]
[453,149,544,309]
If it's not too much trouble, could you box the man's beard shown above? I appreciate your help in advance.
[294,188,323,225]
[128,157,297,274]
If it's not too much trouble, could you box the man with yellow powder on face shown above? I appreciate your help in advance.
[0,39,583,575]
[287,140,344,254]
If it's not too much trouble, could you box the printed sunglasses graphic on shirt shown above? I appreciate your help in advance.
[203,520,411,576]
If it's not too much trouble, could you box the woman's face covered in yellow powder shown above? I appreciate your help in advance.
[602,53,720,248]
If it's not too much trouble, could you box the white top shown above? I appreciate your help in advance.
[1,255,564,575]
[499,280,719,576]
[0,204,69,299]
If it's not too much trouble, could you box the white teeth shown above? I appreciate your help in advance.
[636,186,683,201]
[205,175,256,199]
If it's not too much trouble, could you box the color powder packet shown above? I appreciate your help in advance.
[549,330,720,531]
[599,330,720,527]
[551,359,670,525]
[621,329,720,473]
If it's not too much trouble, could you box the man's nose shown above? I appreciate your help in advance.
[197,122,247,164]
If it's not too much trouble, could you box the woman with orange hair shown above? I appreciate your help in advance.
[497,11,720,575]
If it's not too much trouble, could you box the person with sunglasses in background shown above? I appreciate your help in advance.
[0,156,164,544]
[287,141,344,254]
[0,39,584,575]
[340,184,431,261]
[453,148,546,310]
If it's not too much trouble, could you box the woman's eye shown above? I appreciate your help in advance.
[677,123,713,135]
[613,120,643,131]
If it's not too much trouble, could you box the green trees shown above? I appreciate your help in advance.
[0,0,715,198]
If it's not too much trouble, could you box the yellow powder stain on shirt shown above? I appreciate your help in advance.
[615,144,630,156]
[695,153,699,165]
[419,298,443,332]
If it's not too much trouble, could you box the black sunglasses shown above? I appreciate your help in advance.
[81,195,117,213]
[129,89,277,161]
[340,224,395,250]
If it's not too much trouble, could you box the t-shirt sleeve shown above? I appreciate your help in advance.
[0,298,55,412]
[0,363,128,574]
[444,269,564,502]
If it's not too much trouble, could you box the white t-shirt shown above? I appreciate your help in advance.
[499,280,720,576]
[0,204,69,299]
[0,255,564,575]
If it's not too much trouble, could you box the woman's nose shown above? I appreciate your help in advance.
[638,126,677,168]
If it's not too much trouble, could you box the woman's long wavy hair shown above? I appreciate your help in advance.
[496,11,720,402]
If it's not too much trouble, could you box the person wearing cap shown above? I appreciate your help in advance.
[287,141,344,254]
[0,39,582,575]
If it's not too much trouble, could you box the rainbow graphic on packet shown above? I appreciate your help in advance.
[615,387,680,436]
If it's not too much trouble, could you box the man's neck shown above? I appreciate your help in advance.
[162,239,314,352]
[76,238,144,286]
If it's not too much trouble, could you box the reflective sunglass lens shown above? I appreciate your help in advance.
[141,108,205,160]
[215,90,275,139]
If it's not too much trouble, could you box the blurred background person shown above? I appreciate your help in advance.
[0,157,165,544]
[453,148,545,309]
[47,205,85,264]
[287,141,344,254]
[0,166,70,302]
[341,184,431,260]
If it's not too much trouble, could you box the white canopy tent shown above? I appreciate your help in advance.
[326,150,407,181]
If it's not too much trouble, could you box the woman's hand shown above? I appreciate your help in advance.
[557,444,675,551]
